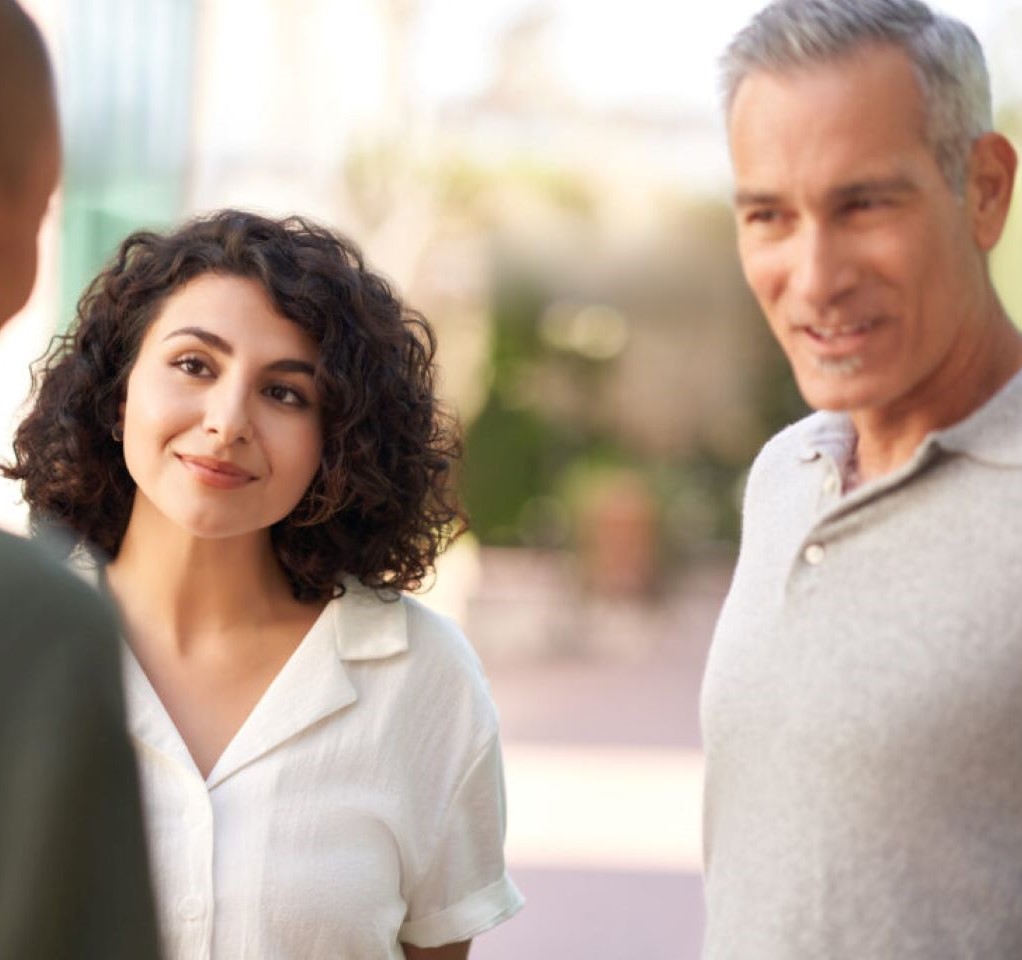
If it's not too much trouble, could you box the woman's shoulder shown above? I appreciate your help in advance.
[397,593,491,704]
[403,594,481,663]
[327,582,500,748]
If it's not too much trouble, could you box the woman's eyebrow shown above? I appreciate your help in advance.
[266,359,315,376]
[163,326,233,353]
[163,326,315,376]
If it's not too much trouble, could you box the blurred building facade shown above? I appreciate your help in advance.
[2,0,1019,571]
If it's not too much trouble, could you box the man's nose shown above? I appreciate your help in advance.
[203,381,254,445]
[789,223,856,309]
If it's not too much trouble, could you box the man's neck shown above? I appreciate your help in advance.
[852,315,1022,483]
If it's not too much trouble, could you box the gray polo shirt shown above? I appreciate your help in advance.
[701,369,1022,959]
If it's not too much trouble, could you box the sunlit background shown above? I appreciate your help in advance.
[3,1,1020,957]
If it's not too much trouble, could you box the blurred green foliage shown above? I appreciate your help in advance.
[992,109,1022,328]
[462,257,805,563]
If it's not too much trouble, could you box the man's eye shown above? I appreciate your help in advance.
[845,196,886,214]
[746,209,780,225]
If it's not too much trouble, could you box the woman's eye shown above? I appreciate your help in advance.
[172,356,211,377]
[265,384,308,407]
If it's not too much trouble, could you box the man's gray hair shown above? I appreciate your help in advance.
[720,0,991,192]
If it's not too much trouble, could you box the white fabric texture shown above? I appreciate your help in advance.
[122,582,523,959]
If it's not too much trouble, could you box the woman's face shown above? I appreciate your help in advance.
[120,272,324,541]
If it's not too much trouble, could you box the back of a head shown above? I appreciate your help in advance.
[720,0,992,192]
[0,0,59,323]
[0,0,55,192]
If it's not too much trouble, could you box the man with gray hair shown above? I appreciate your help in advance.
[0,2,159,956]
[701,0,1022,956]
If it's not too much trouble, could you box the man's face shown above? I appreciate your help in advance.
[0,95,59,327]
[729,45,988,421]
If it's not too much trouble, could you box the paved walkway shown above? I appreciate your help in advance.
[428,547,733,960]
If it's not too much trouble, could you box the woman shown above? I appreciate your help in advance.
[6,210,523,959]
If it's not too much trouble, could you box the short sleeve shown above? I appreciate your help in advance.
[399,734,524,948]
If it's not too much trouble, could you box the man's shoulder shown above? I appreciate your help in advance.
[0,530,119,645]
[0,529,94,595]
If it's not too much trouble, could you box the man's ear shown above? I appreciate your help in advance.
[968,132,1018,251]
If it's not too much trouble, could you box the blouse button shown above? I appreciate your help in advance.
[803,543,826,565]
[178,895,206,921]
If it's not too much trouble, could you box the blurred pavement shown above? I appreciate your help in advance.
[458,549,734,960]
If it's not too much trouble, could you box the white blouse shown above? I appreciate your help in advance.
[122,582,523,959]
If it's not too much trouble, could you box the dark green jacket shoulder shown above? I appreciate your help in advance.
[0,531,161,959]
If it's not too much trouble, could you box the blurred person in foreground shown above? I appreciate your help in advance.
[5,208,523,959]
[0,1,160,957]
[701,0,1022,956]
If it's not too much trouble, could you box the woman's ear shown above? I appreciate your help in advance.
[113,399,126,440]
[967,132,1018,252]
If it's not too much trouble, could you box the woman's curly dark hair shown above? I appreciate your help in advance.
[4,209,466,601]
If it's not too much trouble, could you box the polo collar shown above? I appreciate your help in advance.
[797,410,856,467]
[930,367,1022,467]
[794,367,1022,470]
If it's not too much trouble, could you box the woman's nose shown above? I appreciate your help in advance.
[202,382,254,445]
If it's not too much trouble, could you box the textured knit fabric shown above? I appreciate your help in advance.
[0,532,160,960]
[124,580,523,959]
[701,368,1022,959]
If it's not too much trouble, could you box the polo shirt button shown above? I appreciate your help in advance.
[803,543,826,565]
[178,895,206,921]
[823,473,838,494]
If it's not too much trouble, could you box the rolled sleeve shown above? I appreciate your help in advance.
[400,735,524,948]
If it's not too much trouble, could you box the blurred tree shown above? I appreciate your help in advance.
[991,104,1022,327]
[988,4,1022,327]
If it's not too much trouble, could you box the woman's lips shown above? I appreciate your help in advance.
[176,454,256,489]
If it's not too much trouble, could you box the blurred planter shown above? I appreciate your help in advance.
[575,470,658,599]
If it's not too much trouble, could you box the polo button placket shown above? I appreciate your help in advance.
[803,543,826,565]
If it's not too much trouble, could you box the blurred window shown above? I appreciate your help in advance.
[58,0,196,326]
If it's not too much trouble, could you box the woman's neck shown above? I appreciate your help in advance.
[105,500,328,779]
[105,502,302,653]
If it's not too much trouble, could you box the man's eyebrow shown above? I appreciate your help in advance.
[831,177,917,201]
[163,327,315,376]
[733,189,781,208]
[734,176,918,208]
